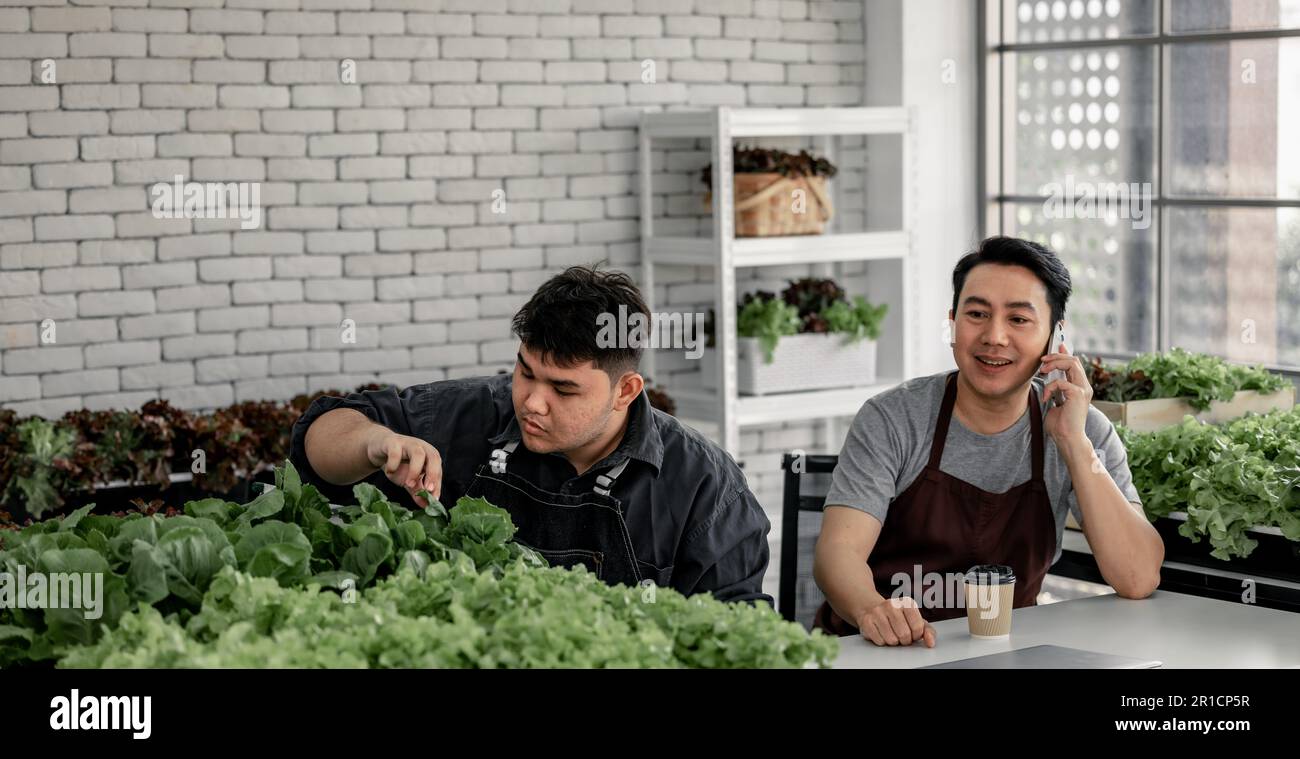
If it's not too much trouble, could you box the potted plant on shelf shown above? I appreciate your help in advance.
[702,146,838,237]
[702,278,888,396]
[1083,348,1295,432]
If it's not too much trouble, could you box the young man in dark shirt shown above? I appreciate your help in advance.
[291,266,772,604]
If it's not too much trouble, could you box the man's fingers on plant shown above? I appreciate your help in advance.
[384,438,403,474]
[423,448,443,500]
[405,445,425,490]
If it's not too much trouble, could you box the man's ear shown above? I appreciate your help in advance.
[615,372,644,411]
[947,310,956,346]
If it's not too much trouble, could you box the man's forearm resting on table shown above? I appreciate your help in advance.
[1059,434,1164,599]
[814,517,885,626]
[304,408,387,486]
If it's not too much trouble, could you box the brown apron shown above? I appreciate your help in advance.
[814,371,1058,634]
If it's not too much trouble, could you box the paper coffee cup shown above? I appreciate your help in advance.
[965,564,1016,638]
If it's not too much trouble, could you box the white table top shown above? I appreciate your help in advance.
[832,590,1300,668]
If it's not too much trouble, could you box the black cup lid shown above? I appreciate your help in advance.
[965,564,1016,585]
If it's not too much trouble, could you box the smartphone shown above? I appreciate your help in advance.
[1044,322,1068,408]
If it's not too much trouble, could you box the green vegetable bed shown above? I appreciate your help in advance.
[1,463,837,669]
[1119,406,1300,560]
[1086,347,1290,411]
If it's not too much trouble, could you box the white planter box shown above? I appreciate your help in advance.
[702,333,877,396]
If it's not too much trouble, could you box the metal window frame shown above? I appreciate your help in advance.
[977,0,1300,381]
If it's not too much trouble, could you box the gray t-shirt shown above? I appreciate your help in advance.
[824,371,1142,564]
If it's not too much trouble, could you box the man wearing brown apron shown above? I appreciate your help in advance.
[813,237,1164,646]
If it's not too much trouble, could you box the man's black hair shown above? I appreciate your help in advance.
[512,265,649,378]
[951,236,1072,328]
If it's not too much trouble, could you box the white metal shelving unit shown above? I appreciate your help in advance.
[638,106,916,457]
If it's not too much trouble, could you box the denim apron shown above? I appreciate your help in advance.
[463,439,644,586]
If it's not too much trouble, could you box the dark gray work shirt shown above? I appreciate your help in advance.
[288,373,773,605]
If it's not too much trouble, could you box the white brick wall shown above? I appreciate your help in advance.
[0,0,866,518]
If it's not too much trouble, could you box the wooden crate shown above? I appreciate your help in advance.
[1092,385,1295,432]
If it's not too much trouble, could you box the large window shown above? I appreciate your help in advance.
[981,0,1300,373]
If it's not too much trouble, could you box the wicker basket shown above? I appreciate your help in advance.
[708,173,833,237]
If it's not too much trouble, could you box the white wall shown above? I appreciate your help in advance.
[0,0,868,418]
[902,0,979,376]
[864,0,979,378]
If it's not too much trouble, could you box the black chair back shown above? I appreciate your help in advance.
[778,452,840,627]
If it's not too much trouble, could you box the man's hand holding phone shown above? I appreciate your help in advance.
[1038,322,1093,447]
